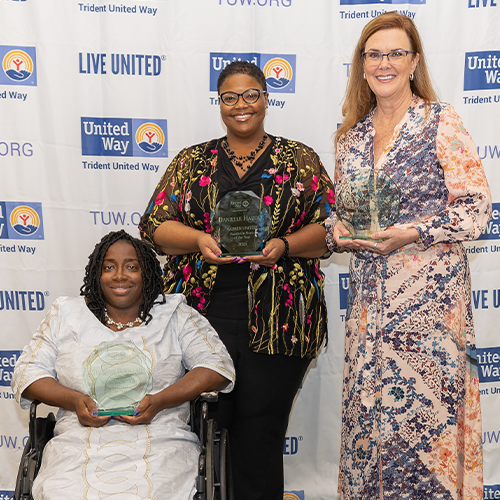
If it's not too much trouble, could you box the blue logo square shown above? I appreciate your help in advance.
[210,53,261,92]
[339,273,349,310]
[81,118,168,158]
[478,202,500,240]
[464,51,500,91]
[209,52,296,94]
[0,45,37,86]
[0,202,44,240]
[0,350,22,387]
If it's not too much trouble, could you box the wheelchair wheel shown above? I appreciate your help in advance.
[216,427,234,500]
[205,419,216,500]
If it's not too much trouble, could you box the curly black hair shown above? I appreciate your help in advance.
[80,230,165,326]
[217,60,267,93]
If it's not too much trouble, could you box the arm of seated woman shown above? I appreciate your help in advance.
[118,367,230,425]
[22,378,110,428]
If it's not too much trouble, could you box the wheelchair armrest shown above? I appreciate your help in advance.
[28,400,42,442]
[190,391,219,443]
[198,391,219,404]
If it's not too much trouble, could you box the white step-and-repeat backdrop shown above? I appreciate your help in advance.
[1,1,499,499]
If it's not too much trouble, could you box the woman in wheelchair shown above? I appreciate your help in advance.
[11,230,235,500]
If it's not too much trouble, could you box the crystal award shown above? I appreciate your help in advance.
[336,169,400,240]
[82,340,153,416]
[211,190,272,257]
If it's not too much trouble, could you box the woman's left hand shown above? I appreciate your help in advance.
[354,227,420,256]
[242,238,287,268]
[117,394,161,425]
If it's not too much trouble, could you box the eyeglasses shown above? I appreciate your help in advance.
[362,50,416,65]
[219,88,267,106]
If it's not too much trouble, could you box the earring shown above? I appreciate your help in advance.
[363,72,366,80]
[410,73,414,81]
[265,105,268,109]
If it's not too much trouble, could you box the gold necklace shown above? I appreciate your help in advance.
[104,310,142,330]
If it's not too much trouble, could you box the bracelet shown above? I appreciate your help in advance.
[278,236,289,258]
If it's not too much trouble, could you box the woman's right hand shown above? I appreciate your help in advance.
[196,232,238,265]
[333,221,361,251]
[73,393,110,428]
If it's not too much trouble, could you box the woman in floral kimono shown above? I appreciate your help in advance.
[326,12,491,500]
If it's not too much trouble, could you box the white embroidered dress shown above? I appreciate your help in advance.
[12,294,235,500]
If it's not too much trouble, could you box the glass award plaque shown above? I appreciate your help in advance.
[211,190,272,257]
[336,169,400,240]
[82,340,153,416]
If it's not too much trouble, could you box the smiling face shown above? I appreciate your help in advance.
[219,73,268,142]
[363,28,419,104]
[100,240,144,320]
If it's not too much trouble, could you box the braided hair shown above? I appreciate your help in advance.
[80,230,165,325]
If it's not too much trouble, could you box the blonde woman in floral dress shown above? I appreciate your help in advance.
[326,12,491,500]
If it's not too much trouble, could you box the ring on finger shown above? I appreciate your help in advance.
[373,242,378,250]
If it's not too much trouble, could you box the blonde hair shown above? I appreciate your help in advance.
[335,12,438,144]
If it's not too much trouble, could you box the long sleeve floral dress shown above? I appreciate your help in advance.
[326,97,491,500]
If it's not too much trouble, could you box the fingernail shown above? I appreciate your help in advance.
[263,250,268,256]
[92,411,98,416]
[133,410,139,416]
[231,257,238,261]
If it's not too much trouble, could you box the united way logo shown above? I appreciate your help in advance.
[340,0,425,4]
[209,52,296,93]
[464,51,500,91]
[283,492,305,500]
[81,118,168,158]
[339,272,349,310]
[135,123,165,154]
[0,202,44,240]
[0,46,37,86]
[478,201,500,240]
[0,351,22,387]
[262,56,295,91]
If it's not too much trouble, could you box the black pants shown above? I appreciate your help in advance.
[206,315,311,500]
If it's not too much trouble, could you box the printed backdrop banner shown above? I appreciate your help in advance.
[1,1,499,498]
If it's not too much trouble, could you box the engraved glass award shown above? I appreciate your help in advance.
[82,340,153,416]
[336,169,400,240]
[211,190,272,257]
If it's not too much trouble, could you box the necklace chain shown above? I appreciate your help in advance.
[222,134,268,172]
[105,310,142,330]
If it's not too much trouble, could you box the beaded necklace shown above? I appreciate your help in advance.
[222,134,268,172]
[104,310,142,330]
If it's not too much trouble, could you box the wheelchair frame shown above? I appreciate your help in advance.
[14,394,233,500]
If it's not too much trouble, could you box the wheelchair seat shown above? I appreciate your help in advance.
[14,395,233,500]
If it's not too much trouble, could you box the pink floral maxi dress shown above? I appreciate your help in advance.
[326,97,491,499]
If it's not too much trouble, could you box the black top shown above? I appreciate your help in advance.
[207,142,273,319]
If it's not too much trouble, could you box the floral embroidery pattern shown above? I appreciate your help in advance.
[140,136,334,358]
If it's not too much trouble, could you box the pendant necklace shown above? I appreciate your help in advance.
[105,310,142,330]
[222,134,268,172]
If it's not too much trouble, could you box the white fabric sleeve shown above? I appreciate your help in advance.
[175,303,235,393]
[11,299,62,409]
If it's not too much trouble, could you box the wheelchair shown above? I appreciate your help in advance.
[14,393,233,500]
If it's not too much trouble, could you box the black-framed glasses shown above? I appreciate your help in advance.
[362,50,416,65]
[219,88,267,106]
